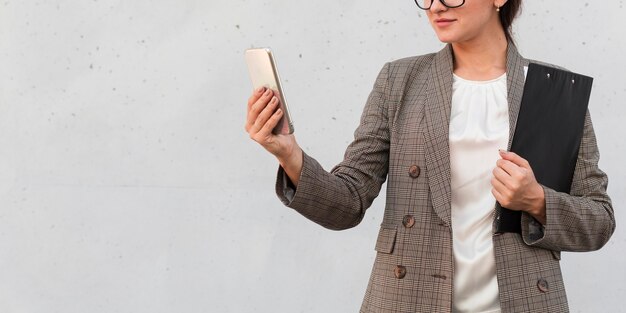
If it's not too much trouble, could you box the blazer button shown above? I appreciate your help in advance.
[408,165,421,178]
[394,265,407,279]
[537,278,549,293]
[402,215,415,228]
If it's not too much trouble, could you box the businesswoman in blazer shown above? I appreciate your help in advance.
[245,0,615,312]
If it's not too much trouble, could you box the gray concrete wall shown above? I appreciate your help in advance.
[0,1,623,312]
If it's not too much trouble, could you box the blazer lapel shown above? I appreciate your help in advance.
[423,43,529,226]
[505,43,530,149]
[423,45,454,226]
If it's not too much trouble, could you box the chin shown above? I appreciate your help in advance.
[435,33,457,44]
[431,28,458,43]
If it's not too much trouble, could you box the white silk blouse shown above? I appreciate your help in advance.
[449,73,509,313]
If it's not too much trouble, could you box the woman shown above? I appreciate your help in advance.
[245,0,615,312]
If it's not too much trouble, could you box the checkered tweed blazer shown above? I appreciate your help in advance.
[276,43,615,312]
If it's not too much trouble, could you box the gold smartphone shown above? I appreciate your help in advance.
[245,48,294,135]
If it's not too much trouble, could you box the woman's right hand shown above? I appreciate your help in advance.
[245,87,303,185]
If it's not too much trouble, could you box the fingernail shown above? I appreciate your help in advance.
[264,89,271,96]
[257,87,266,93]
[272,96,278,103]
[498,149,507,154]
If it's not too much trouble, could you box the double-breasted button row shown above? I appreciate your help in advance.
[408,165,420,178]
[402,215,415,228]
[394,265,407,279]
[537,278,549,293]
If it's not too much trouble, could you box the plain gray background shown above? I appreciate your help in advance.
[0,1,624,312]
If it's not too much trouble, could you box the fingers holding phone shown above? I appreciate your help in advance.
[246,87,273,132]
[246,88,282,140]
[245,86,292,155]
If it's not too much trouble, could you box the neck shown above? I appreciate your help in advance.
[451,34,508,81]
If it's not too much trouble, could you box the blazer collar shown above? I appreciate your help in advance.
[423,42,528,226]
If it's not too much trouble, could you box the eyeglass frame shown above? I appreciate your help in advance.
[413,0,466,10]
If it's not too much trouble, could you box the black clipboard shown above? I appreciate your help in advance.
[495,63,593,233]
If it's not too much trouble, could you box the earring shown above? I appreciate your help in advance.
[496,5,500,12]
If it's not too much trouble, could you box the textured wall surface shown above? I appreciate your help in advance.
[0,1,624,312]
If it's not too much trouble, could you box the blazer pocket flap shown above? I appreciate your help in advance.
[374,227,397,254]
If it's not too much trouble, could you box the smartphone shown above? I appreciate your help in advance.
[245,48,294,135]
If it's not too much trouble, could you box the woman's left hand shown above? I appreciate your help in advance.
[491,150,547,225]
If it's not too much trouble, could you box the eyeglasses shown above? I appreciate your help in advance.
[414,0,465,10]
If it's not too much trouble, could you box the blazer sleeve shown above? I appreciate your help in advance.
[521,110,616,251]
[274,63,392,230]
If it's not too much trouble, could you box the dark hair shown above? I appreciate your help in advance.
[499,0,522,42]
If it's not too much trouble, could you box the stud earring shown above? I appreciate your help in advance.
[496,5,500,12]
